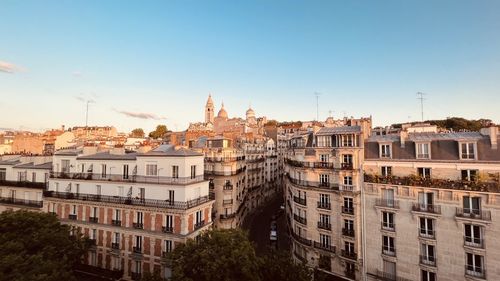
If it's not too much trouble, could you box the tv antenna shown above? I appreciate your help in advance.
[416,92,426,122]
[314,92,321,121]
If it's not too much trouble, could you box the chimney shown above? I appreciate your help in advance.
[82,144,98,156]
[138,144,152,153]
[481,126,498,149]
[400,130,408,148]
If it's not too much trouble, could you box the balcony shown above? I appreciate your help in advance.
[111,242,120,249]
[209,192,215,200]
[194,220,205,230]
[382,246,396,257]
[381,222,395,231]
[68,214,77,220]
[204,167,246,176]
[412,203,441,214]
[371,270,412,281]
[317,201,331,210]
[375,198,399,209]
[132,222,143,229]
[132,246,142,254]
[50,171,205,185]
[287,175,339,190]
[111,219,121,226]
[465,265,486,279]
[0,196,43,208]
[364,174,500,193]
[88,217,98,223]
[340,250,357,261]
[456,208,491,221]
[313,162,335,169]
[43,191,211,210]
[246,157,265,163]
[293,251,307,263]
[162,226,173,233]
[341,162,354,170]
[317,221,331,230]
[342,206,354,215]
[342,228,355,237]
[223,199,233,205]
[204,156,245,163]
[291,231,312,246]
[223,184,233,190]
[418,228,434,239]
[293,214,307,225]
[340,185,355,192]
[419,255,436,267]
[0,180,46,189]
[464,236,484,249]
[293,196,307,206]
[313,241,335,253]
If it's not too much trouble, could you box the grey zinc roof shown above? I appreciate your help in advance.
[77,151,138,160]
[54,148,82,156]
[13,162,53,169]
[316,126,361,135]
[0,159,21,166]
[367,135,401,142]
[139,144,203,157]
[408,131,483,141]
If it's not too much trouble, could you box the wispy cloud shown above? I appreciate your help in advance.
[0,60,22,73]
[72,71,82,77]
[114,109,167,120]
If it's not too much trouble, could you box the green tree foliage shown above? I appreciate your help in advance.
[0,210,87,281]
[169,229,311,281]
[149,125,169,139]
[259,250,312,281]
[130,128,145,138]
[392,117,495,131]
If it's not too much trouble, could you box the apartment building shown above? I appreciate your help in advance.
[284,124,369,281]
[44,144,214,280]
[0,155,51,212]
[362,126,500,281]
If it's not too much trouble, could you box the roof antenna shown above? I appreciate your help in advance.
[417,92,426,122]
[314,92,321,121]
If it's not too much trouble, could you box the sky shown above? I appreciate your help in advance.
[1,0,500,133]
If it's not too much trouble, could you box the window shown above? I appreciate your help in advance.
[90,251,97,266]
[168,190,175,204]
[343,176,353,186]
[319,194,330,205]
[466,253,484,276]
[172,166,179,178]
[90,229,97,240]
[418,168,431,179]
[421,270,436,281]
[344,219,354,230]
[464,224,482,247]
[383,260,396,277]
[91,207,98,218]
[382,212,394,230]
[381,166,392,177]
[461,142,475,159]
[101,164,107,177]
[343,154,353,164]
[71,205,77,215]
[164,215,173,232]
[146,164,158,176]
[113,232,120,244]
[463,196,481,215]
[134,236,142,252]
[317,136,332,147]
[344,197,353,210]
[134,260,142,274]
[382,236,395,256]
[195,210,203,224]
[61,160,70,173]
[123,165,129,179]
[416,143,430,159]
[319,234,331,247]
[136,212,143,224]
[319,154,329,162]
[18,171,27,182]
[319,214,330,225]
[112,256,121,271]
[31,172,36,182]
[164,240,173,253]
[462,170,478,181]
[96,185,101,196]
[419,217,434,238]
[418,192,434,206]
[344,241,355,254]
[319,174,329,186]
[421,243,435,265]
[0,168,6,181]
[114,209,121,221]
[380,144,391,158]
[342,135,354,147]
[190,165,196,179]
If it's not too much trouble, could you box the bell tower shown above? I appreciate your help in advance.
[205,94,215,124]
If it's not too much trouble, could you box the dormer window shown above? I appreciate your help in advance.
[460,142,476,160]
[416,142,430,159]
[379,144,391,158]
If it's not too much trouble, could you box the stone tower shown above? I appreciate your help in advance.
[205,94,215,124]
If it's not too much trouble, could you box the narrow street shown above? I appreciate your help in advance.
[241,194,290,255]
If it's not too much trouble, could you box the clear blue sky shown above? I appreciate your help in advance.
[1,0,499,133]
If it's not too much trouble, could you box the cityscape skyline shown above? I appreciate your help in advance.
[2,0,500,132]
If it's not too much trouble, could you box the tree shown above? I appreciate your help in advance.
[130,128,145,138]
[169,229,260,281]
[149,125,169,139]
[0,210,88,281]
[259,250,312,281]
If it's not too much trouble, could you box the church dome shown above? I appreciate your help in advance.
[246,107,255,119]
[217,103,228,119]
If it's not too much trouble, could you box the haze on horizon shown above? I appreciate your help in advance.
[1,0,500,133]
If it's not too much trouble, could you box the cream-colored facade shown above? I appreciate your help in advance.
[283,122,370,281]
[44,144,214,280]
[362,126,500,281]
